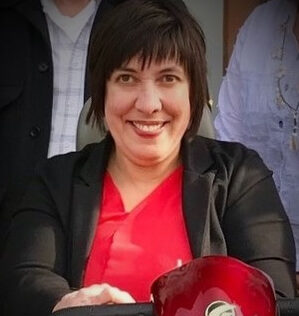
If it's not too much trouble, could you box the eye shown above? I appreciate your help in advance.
[118,74,134,83]
[161,75,179,83]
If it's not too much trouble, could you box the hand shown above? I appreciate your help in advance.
[52,283,135,313]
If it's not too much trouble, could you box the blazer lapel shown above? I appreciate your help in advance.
[70,181,101,288]
[69,137,113,287]
[182,137,215,258]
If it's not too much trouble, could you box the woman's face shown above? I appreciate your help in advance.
[105,57,190,166]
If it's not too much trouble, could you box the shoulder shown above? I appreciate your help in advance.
[192,136,269,174]
[242,0,285,28]
[18,141,108,216]
[233,0,286,56]
[0,0,40,24]
[35,142,102,180]
[35,136,113,185]
[188,137,278,214]
[238,0,290,40]
[189,137,273,200]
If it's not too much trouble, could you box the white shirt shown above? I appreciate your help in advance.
[41,0,98,157]
[215,0,299,268]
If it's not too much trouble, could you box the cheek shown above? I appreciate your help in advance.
[104,93,130,119]
[179,89,191,121]
[104,102,125,134]
[167,85,190,116]
[166,94,190,120]
[105,81,138,115]
[105,101,124,118]
[181,104,191,127]
[176,100,191,130]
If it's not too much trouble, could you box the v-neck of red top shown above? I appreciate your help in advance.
[83,165,193,301]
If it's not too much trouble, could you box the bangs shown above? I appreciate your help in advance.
[123,31,186,70]
[105,20,191,77]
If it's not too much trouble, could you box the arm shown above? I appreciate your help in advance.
[0,153,135,315]
[222,152,296,297]
[0,175,72,316]
[214,61,244,142]
[214,13,250,142]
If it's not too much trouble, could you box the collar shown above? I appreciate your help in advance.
[78,135,215,186]
[182,136,214,178]
[41,0,98,42]
[78,134,113,185]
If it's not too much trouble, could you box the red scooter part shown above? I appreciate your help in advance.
[151,255,277,316]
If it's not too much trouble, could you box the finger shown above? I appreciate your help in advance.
[97,286,135,304]
[84,283,135,304]
[109,287,136,304]
[52,287,102,312]
[52,284,135,312]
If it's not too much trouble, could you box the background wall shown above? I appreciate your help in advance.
[184,0,223,112]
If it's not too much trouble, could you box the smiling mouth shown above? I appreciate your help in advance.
[130,121,167,132]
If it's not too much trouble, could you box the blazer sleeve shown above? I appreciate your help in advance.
[0,166,72,316]
[222,149,296,298]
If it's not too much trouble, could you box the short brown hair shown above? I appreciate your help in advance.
[88,0,208,139]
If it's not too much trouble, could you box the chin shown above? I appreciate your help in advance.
[129,150,166,166]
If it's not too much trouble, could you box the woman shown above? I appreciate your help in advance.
[0,0,296,315]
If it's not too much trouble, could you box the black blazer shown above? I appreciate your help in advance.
[1,136,296,315]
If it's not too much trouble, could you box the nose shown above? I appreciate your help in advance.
[134,83,162,114]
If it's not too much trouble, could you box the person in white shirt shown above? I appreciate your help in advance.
[214,0,299,293]
[42,0,100,157]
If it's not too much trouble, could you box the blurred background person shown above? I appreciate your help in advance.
[0,0,124,254]
[1,1,295,315]
[214,0,299,292]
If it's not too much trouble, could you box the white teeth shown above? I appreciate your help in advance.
[133,122,163,132]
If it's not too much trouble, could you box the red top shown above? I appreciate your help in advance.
[83,166,193,301]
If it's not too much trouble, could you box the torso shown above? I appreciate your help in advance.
[84,166,193,301]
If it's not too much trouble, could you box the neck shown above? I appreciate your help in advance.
[53,0,91,17]
[108,148,181,189]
